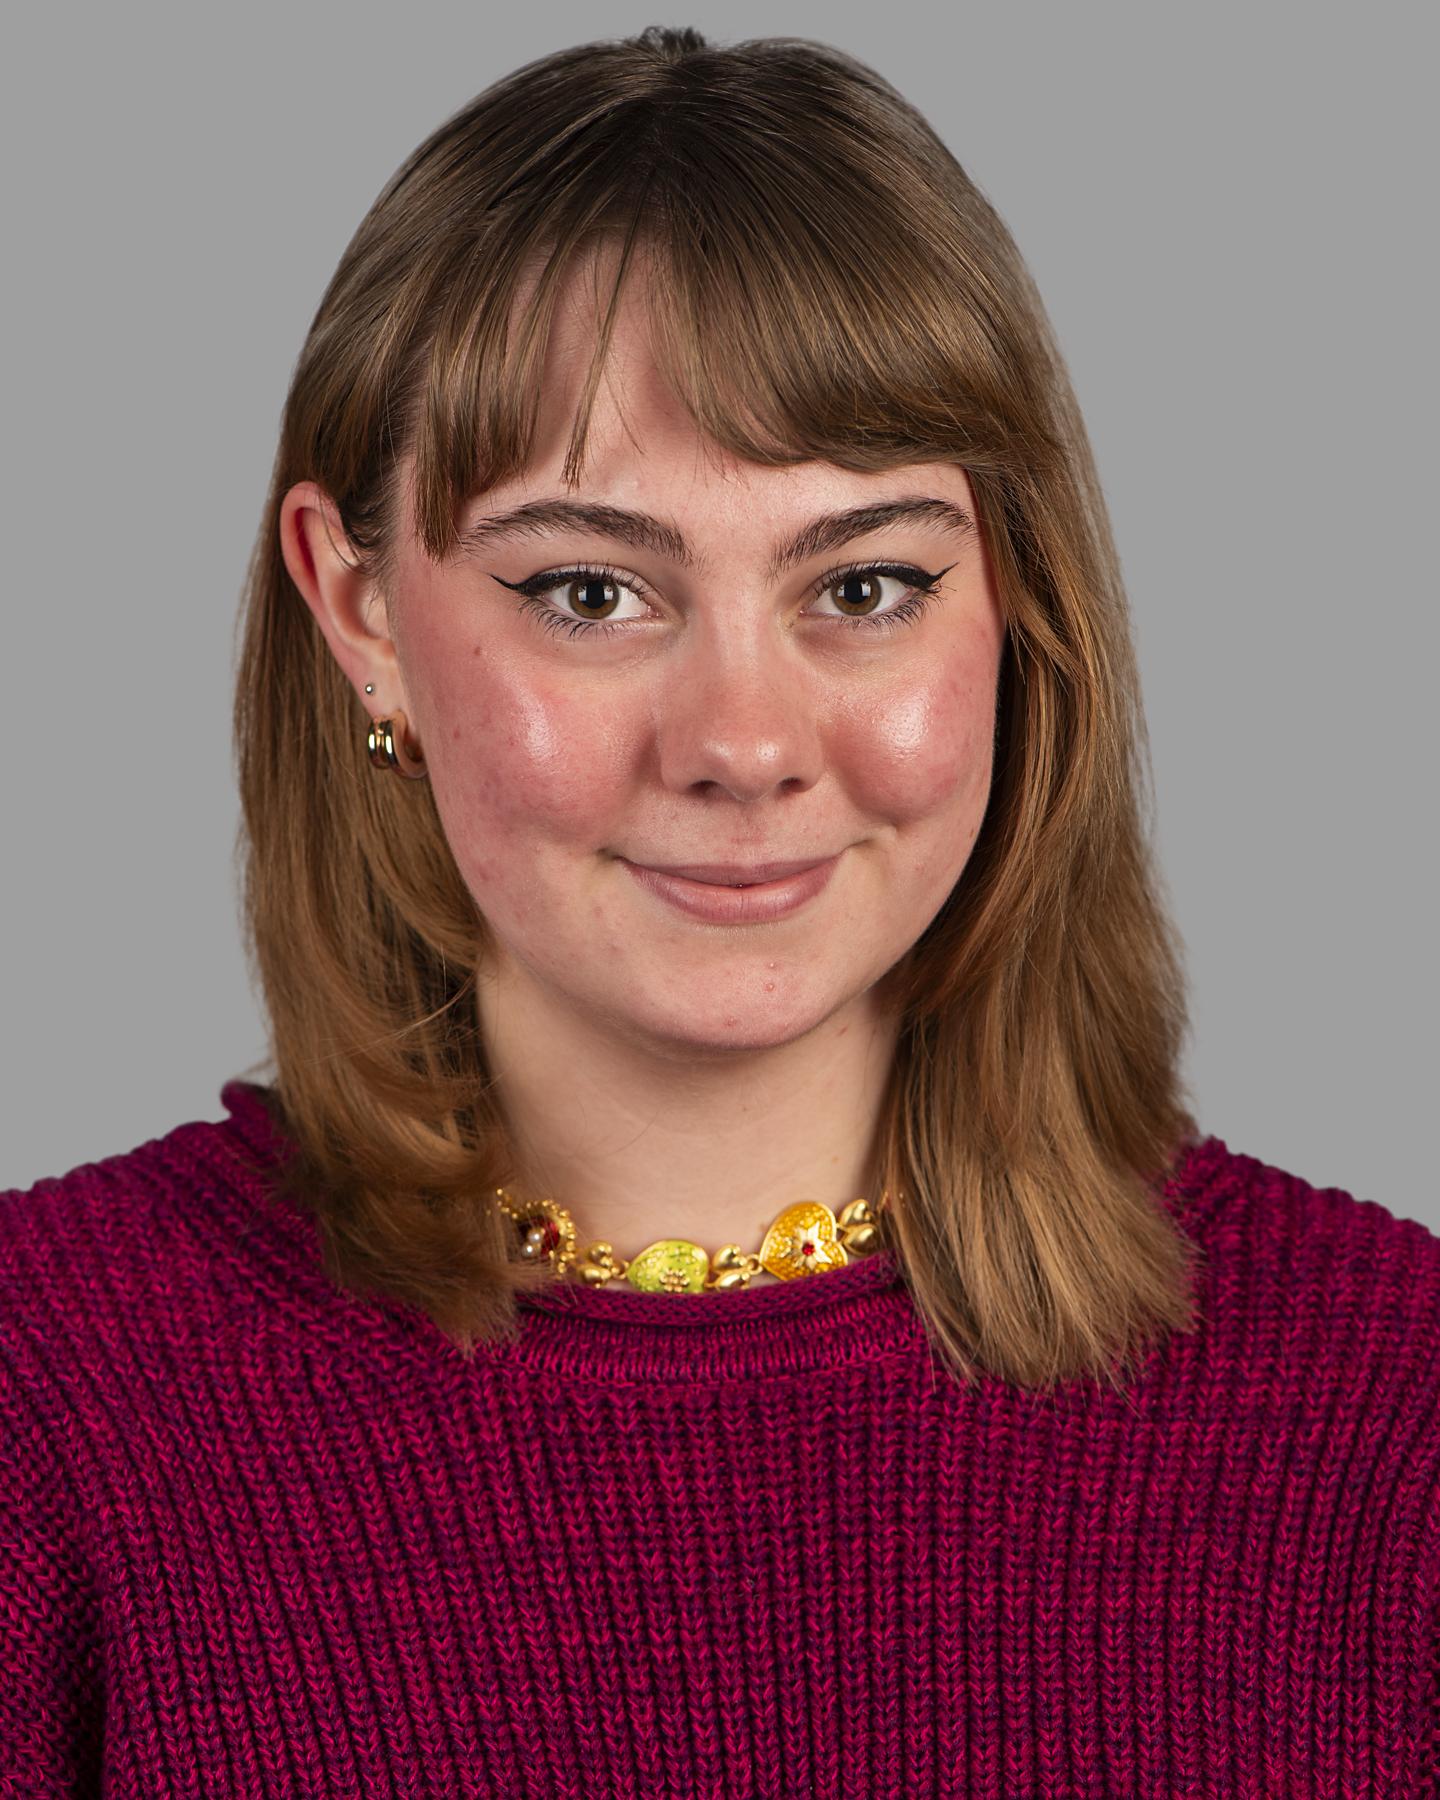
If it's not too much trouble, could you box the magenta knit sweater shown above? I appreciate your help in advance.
[1,1079,1436,1798]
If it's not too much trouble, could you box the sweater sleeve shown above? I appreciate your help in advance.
[0,1348,104,1798]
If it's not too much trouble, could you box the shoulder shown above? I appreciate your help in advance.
[0,1080,298,1371]
[1172,1131,1439,1299]
[1168,1131,1439,1410]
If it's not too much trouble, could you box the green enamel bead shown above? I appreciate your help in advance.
[625,1239,711,1293]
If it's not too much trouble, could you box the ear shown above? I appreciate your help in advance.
[278,481,409,717]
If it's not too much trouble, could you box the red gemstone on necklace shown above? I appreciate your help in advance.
[540,1220,562,1256]
[802,1241,815,1255]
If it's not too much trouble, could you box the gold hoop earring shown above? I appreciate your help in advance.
[366,710,428,780]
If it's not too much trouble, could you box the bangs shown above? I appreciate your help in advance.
[404,86,1053,562]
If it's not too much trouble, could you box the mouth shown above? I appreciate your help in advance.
[616,853,843,925]
[621,858,834,887]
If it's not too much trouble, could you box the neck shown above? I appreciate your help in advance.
[475,959,901,1279]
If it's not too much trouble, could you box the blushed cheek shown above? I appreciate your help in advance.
[424,660,635,864]
[841,653,999,825]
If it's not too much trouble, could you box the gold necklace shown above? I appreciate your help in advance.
[491,1187,897,1293]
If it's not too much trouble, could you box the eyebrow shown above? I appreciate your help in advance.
[454,494,975,582]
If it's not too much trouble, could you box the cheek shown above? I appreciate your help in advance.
[839,645,999,824]
[423,653,633,861]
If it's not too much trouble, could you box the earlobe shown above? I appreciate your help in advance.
[278,479,402,707]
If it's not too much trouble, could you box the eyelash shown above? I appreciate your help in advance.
[495,560,949,642]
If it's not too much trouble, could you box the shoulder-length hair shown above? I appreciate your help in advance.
[233,24,1205,1394]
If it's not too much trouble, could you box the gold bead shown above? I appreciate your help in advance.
[573,1243,624,1285]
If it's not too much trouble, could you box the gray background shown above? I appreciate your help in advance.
[3,4,1434,1229]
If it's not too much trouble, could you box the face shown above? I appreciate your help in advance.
[297,261,1007,1062]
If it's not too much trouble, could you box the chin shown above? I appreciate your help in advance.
[598,984,845,1058]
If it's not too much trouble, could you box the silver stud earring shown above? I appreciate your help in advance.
[364,683,374,695]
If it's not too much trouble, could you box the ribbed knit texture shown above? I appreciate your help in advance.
[1,1081,1436,1799]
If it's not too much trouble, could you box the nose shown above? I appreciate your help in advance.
[654,633,825,803]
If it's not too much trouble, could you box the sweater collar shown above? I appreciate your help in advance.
[208,1078,1226,1386]
[209,1078,919,1382]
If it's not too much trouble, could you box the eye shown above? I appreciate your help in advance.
[809,562,951,631]
[493,572,655,644]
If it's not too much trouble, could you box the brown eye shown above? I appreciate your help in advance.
[490,564,653,637]
[566,575,623,620]
[829,572,887,617]
[809,563,944,629]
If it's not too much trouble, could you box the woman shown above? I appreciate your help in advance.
[2,24,1435,1798]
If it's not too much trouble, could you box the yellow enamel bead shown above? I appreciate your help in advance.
[758,1200,849,1280]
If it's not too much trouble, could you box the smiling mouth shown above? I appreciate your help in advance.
[615,854,844,925]
[621,858,834,886]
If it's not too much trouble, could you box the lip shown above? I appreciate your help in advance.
[619,853,842,924]
[633,858,831,884]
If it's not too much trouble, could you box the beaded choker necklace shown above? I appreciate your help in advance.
[491,1187,897,1293]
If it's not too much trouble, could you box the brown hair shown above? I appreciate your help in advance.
[232,23,1205,1393]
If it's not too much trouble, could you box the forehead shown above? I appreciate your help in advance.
[449,253,975,552]
[510,250,739,488]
